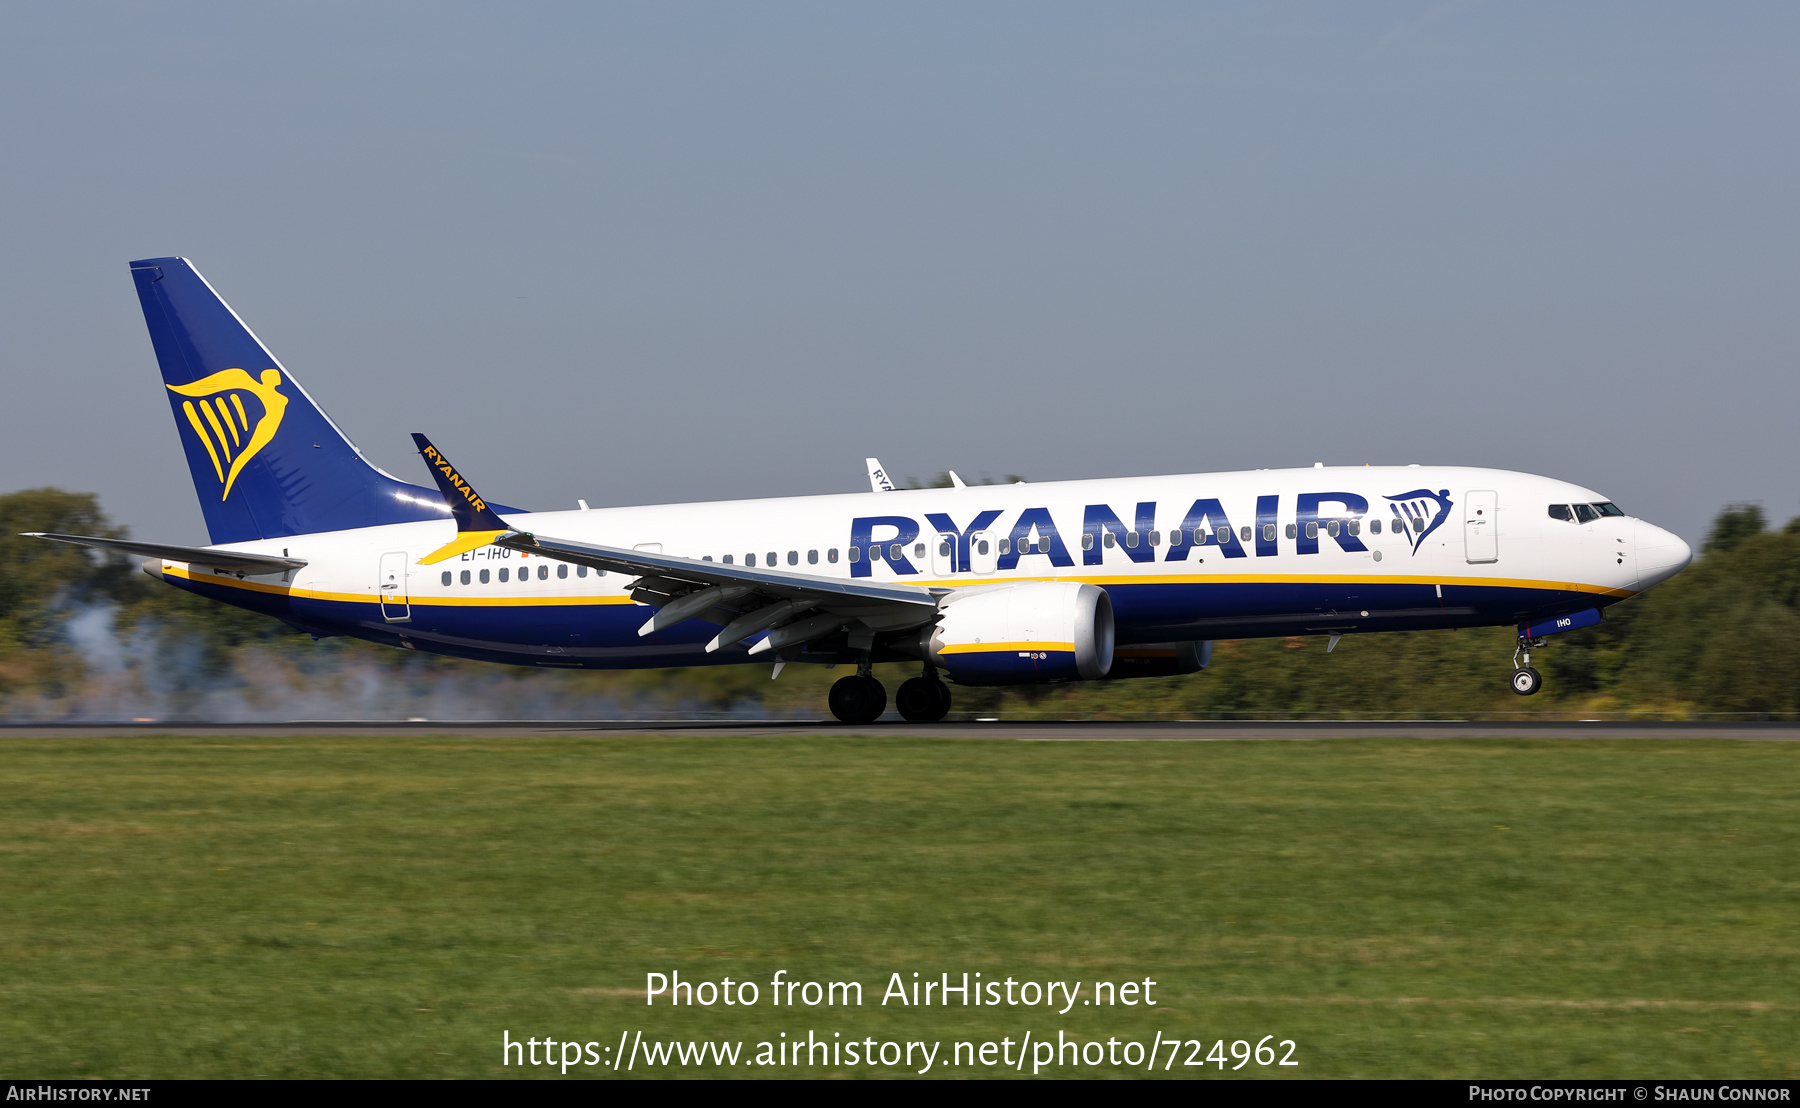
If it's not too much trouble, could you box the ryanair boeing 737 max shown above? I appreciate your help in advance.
[27,258,1694,722]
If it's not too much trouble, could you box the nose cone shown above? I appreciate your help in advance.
[1635,521,1693,590]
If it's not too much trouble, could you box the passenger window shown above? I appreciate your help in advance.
[788,551,798,566]
[1596,502,1626,517]
[1103,532,1116,549]
[808,550,819,564]
[1306,522,1318,539]
[888,544,902,561]
[767,551,777,566]
[914,543,926,559]
[577,565,588,577]
[557,564,567,579]
[479,568,490,584]
[828,548,839,563]
[939,540,952,557]
[1149,530,1161,546]
[1327,521,1339,538]
[1348,520,1360,536]
[1573,504,1599,523]
[539,565,549,580]
[1217,527,1232,544]
[1548,504,1573,522]
[848,547,860,563]
[999,538,1011,555]
[703,555,713,562]
[723,554,734,564]
[1125,531,1139,549]
[1286,524,1297,540]
[498,567,510,582]
[1370,519,1382,535]
[460,569,471,585]
[976,540,990,555]
[1081,533,1094,551]
[746,553,756,567]
[441,571,452,586]
[1240,526,1252,543]
[1264,524,1277,542]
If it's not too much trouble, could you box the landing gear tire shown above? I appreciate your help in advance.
[896,677,953,722]
[829,675,888,723]
[1510,667,1542,696]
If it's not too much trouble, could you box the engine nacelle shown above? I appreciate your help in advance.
[1107,641,1212,680]
[927,582,1114,685]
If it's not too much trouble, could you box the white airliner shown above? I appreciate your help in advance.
[27,258,1693,722]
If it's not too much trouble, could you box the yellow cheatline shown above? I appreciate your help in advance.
[163,564,636,607]
[181,402,224,481]
[898,570,1633,598]
[937,641,1075,655]
[417,530,510,565]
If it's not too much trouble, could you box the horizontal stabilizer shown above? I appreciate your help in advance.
[22,533,306,575]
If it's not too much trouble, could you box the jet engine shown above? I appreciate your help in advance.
[925,582,1114,685]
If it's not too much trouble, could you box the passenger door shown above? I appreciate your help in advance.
[378,551,411,622]
[1464,490,1498,564]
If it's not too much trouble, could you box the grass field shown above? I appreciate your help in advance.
[2,732,1796,1079]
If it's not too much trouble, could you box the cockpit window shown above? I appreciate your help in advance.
[1594,501,1625,517]
[1573,504,1600,523]
[1548,504,1573,522]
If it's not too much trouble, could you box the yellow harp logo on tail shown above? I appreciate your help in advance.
[167,369,289,500]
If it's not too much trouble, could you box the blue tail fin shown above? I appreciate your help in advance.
[130,257,492,543]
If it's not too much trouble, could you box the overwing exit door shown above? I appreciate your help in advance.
[931,532,957,576]
[1464,490,1498,564]
[379,551,411,622]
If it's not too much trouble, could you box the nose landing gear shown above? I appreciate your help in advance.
[1511,637,1544,696]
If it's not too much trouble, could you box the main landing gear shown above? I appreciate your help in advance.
[895,668,953,723]
[827,663,953,724]
[1511,637,1544,696]
[828,674,886,724]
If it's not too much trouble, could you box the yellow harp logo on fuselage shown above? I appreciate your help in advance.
[167,368,289,501]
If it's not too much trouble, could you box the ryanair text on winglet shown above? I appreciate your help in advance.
[421,444,488,513]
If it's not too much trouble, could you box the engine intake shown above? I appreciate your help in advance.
[927,582,1114,685]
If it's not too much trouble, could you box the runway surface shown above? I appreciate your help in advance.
[4,720,1798,740]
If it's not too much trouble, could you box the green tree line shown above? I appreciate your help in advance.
[3,488,1796,720]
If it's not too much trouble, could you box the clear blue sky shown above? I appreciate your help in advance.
[2,2,1795,543]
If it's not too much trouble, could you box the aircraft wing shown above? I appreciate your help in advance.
[22,533,307,575]
[409,433,939,655]
[499,531,937,607]
[498,530,941,653]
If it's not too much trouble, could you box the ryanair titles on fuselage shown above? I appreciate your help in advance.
[844,486,1451,576]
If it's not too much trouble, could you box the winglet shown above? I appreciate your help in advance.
[411,433,514,564]
[866,458,895,492]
